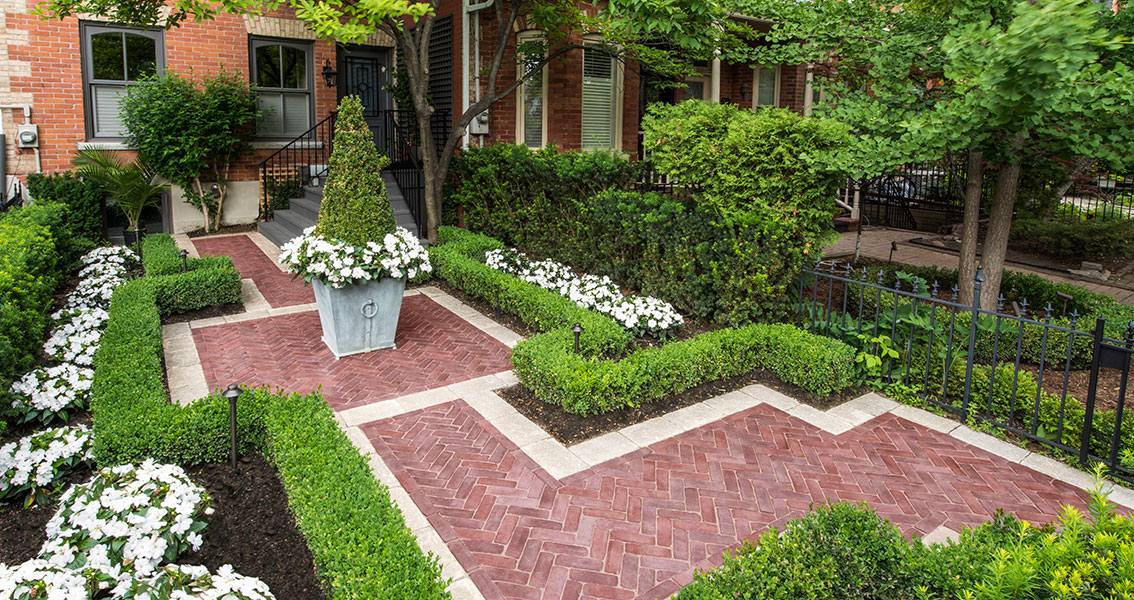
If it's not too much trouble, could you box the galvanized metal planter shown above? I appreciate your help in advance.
[311,276,407,357]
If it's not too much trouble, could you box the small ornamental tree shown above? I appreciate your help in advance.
[120,69,260,233]
[314,96,395,247]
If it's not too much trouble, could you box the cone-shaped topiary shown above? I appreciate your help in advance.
[314,95,396,247]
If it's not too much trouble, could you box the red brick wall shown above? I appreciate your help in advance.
[6,5,342,182]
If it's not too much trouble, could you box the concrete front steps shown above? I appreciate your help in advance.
[259,172,420,248]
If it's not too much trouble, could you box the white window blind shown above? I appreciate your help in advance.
[581,46,616,150]
[82,25,163,139]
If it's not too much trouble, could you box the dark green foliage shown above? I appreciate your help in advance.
[434,227,857,414]
[1010,217,1134,261]
[0,203,67,388]
[140,235,242,315]
[448,105,849,323]
[25,172,105,245]
[315,95,396,246]
[90,279,450,598]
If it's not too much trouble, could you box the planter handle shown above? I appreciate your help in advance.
[360,299,378,319]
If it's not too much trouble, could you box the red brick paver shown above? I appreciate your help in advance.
[193,295,513,411]
[192,235,314,308]
[365,400,1092,600]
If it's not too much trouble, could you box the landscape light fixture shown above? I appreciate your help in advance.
[179,249,188,273]
[322,60,338,87]
[571,322,583,354]
[224,384,242,470]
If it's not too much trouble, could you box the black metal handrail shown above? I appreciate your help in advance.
[257,111,337,220]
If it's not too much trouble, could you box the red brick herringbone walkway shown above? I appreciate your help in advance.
[365,400,1093,600]
[193,295,513,410]
[193,235,314,307]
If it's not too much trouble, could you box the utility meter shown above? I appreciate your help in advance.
[16,124,38,148]
[468,110,489,135]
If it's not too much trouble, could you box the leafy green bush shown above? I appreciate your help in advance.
[141,234,242,315]
[90,279,451,598]
[434,227,856,414]
[1011,217,1134,261]
[25,172,105,246]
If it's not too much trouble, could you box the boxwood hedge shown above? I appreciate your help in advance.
[141,234,243,315]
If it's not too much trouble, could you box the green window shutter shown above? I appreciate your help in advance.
[581,46,615,150]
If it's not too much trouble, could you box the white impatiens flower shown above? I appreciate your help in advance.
[280,226,431,288]
[9,364,95,424]
[0,558,93,600]
[41,460,212,580]
[485,248,684,338]
[119,563,276,600]
[0,426,93,503]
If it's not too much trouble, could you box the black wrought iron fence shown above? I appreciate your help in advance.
[1058,172,1134,221]
[795,262,1134,481]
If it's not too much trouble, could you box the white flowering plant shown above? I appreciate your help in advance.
[485,248,684,339]
[279,226,431,288]
[118,564,276,600]
[41,460,213,580]
[9,364,94,425]
[0,558,104,600]
[0,425,93,506]
[81,245,139,269]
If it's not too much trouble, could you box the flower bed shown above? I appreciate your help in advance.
[485,248,683,338]
[0,425,92,505]
[9,364,94,425]
[280,226,432,287]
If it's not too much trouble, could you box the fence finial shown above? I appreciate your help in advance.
[1126,321,1134,347]
[975,264,985,283]
[1019,298,1028,317]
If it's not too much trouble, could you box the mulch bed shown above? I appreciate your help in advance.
[186,224,259,238]
[162,302,246,325]
[498,372,867,446]
[0,454,324,600]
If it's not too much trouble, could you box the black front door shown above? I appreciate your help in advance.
[338,46,393,154]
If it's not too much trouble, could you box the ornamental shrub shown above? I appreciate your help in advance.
[1010,216,1134,261]
[140,234,242,315]
[315,95,396,247]
[25,172,104,248]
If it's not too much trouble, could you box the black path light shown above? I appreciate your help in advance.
[179,249,188,273]
[224,383,242,470]
[572,322,583,354]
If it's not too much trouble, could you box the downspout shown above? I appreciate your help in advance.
[465,0,493,148]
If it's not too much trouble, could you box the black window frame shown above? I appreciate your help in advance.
[79,22,165,141]
[249,36,316,140]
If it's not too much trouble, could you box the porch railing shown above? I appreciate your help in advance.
[795,262,1134,482]
[258,112,337,221]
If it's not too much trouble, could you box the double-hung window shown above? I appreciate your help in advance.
[251,38,314,138]
[753,64,781,108]
[516,32,547,148]
[581,40,620,150]
[81,24,164,139]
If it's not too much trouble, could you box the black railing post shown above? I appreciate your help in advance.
[1081,317,1107,467]
[960,265,983,419]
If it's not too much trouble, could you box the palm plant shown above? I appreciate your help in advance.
[72,148,167,235]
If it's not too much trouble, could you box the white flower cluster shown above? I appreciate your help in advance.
[62,246,136,313]
[279,226,432,288]
[42,460,212,580]
[43,308,109,366]
[1,460,275,599]
[118,564,275,600]
[0,425,93,503]
[485,248,684,338]
[9,364,94,425]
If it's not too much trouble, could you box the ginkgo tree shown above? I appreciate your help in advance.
[738,0,1134,309]
[37,0,757,244]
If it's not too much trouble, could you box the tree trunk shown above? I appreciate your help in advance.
[194,178,210,231]
[979,133,1026,311]
[957,149,984,305]
[1050,155,1095,207]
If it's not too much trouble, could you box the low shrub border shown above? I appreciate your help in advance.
[91,272,450,598]
[431,226,858,415]
[141,234,243,316]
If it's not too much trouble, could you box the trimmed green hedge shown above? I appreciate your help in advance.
[432,226,857,415]
[141,234,242,315]
[92,275,451,599]
[25,171,105,248]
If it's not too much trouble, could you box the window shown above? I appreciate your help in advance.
[251,38,314,138]
[753,64,780,108]
[684,76,711,101]
[581,41,621,150]
[81,24,164,139]
[516,32,547,148]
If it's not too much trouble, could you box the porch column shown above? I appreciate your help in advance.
[710,56,721,103]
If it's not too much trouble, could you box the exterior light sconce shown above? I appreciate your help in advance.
[322,60,339,88]
[571,322,583,354]
[740,82,751,100]
[224,383,242,470]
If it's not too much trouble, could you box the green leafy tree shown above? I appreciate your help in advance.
[119,69,261,232]
[315,96,396,247]
[36,0,759,245]
[739,0,1134,309]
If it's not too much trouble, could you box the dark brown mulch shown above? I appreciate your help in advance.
[181,455,324,599]
[1019,363,1127,414]
[498,371,867,446]
[186,224,259,239]
[162,303,245,325]
[0,455,324,600]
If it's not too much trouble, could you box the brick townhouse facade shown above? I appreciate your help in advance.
[0,0,810,236]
